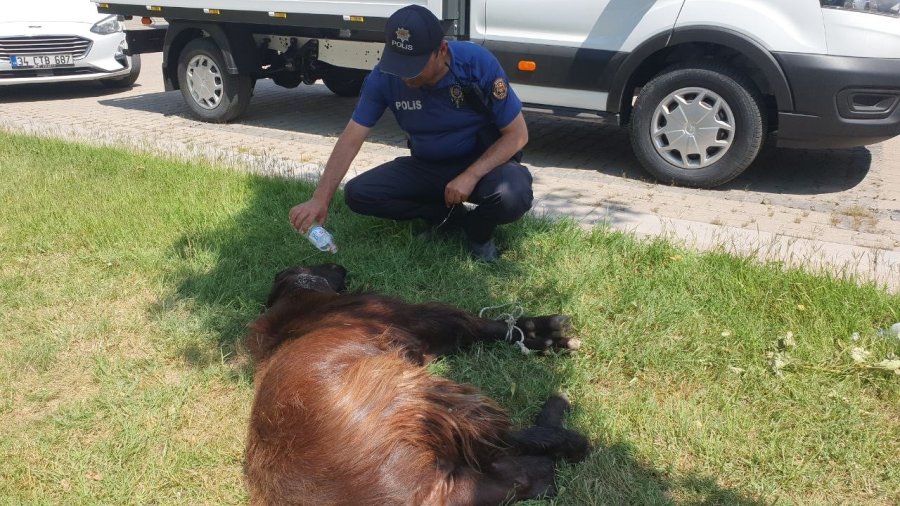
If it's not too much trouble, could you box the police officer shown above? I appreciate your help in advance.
[289,4,532,262]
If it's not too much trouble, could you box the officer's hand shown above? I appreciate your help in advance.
[289,198,329,234]
[445,173,479,207]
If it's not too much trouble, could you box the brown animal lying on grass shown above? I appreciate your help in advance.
[244,264,590,505]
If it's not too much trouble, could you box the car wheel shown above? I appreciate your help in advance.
[100,54,141,88]
[177,37,251,123]
[322,67,368,97]
[630,62,766,188]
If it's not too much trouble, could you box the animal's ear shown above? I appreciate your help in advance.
[264,265,345,308]
[310,263,348,293]
[265,267,305,308]
[323,263,348,293]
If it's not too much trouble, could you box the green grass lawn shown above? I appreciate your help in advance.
[0,132,897,505]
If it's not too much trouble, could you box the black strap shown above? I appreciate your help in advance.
[448,64,523,163]
[461,81,492,116]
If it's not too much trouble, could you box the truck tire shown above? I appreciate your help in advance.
[101,54,141,88]
[322,67,368,97]
[177,37,252,123]
[629,63,766,188]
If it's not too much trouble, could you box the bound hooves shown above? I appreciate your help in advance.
[520,315,581,352]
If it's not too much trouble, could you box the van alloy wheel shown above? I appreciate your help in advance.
[176,38,252,123]
[185,54,224,110]
[651,87,736,170]
[629,63,766,188]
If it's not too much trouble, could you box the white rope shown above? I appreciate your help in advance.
[434,204,458,229]
[479,303,531,355]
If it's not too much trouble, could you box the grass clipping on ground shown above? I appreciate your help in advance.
[0,133,897,505]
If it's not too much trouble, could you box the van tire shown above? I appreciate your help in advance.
[322,67,368,97]
[177,37,252,123]
[630,63,766,188]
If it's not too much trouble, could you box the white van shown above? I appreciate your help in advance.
[97,0,900,187]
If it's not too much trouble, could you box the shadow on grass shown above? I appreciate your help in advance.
[158,173,545,374]
[562,440,770,506]
[159,173,769,505]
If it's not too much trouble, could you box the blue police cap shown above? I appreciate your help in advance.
[379,5,446,79]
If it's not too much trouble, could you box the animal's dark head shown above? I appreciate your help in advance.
[265,263,348,308]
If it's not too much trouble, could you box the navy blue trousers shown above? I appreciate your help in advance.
[344,156,534,244]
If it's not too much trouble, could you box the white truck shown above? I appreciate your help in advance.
[93,0,900,187]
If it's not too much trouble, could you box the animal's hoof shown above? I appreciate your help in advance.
[520,315,578,352]
[547,315,570,331]
[534,395,571,428]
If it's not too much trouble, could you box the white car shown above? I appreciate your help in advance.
[0,0,139,87]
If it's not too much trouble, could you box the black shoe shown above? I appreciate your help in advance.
[468,237,500,262]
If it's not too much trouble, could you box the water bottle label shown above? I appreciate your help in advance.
[307,226,336,253]
[309,227,326,243]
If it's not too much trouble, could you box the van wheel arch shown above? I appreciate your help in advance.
[163,22,259,91]
[609,27,792,128]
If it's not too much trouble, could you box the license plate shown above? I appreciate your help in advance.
[11,54,73,68]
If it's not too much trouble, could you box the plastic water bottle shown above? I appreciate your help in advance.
[877,322,900,339]
[306,225,337,253]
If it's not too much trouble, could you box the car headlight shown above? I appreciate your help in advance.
[821,0,900,16]
[90,15,124,35]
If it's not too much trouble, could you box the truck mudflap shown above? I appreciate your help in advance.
[125,28,167,55]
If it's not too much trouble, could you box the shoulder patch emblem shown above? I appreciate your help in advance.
[492,78,508,100]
